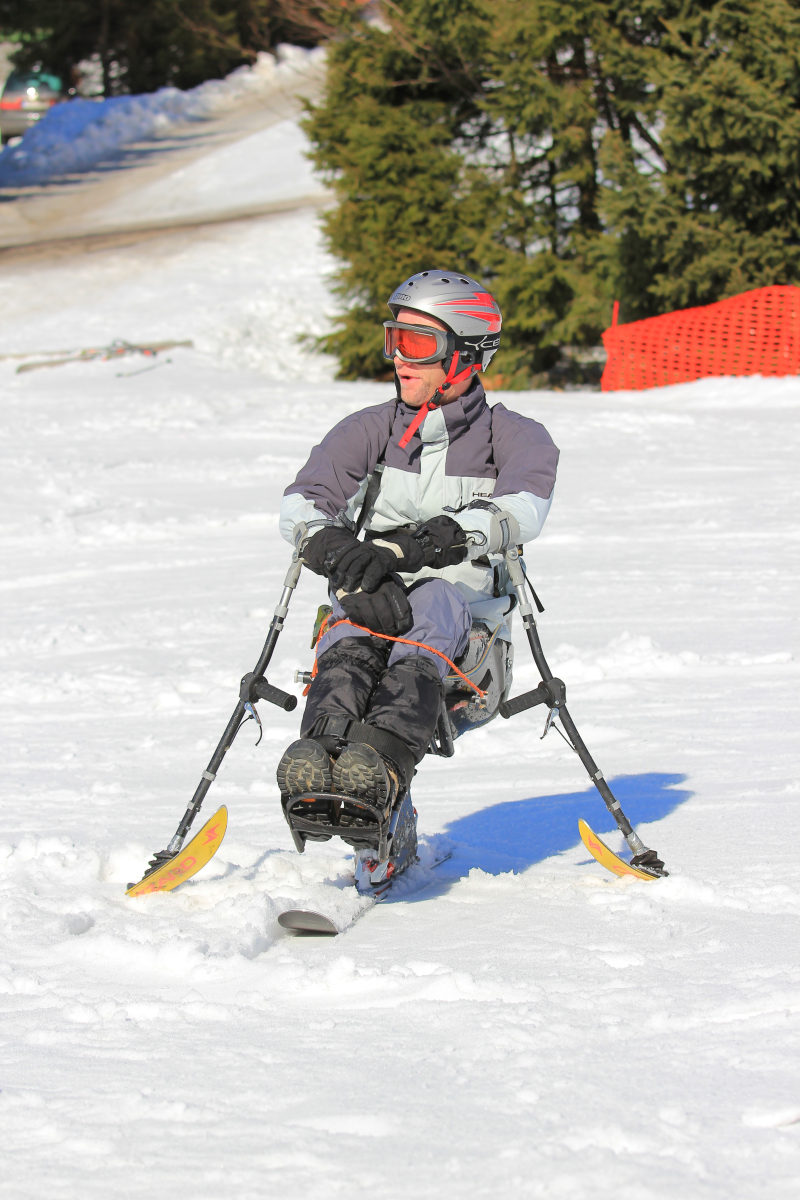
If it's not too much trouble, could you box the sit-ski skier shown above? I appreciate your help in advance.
[276,268,559,872]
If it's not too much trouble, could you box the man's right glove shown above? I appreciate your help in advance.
[302,526,394,593]
[337,579,413,637]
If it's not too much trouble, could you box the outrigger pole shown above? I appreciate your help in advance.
[499,547,667,877]
[131,556,303,886]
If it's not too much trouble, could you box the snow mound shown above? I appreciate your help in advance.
[0,45,325,188]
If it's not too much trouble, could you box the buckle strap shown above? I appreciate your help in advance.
[306,715,416,790]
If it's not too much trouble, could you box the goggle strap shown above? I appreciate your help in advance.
[443,352,475,388]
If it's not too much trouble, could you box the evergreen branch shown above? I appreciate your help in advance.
[627,113,665,164]
[375,0,487,101]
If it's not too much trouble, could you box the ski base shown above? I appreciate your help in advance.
[578,818,661,881]
[278,851,453,936]
[278,910,338,936]
[126,806,228,896]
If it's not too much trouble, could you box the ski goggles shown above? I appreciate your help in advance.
[383,320,452,365]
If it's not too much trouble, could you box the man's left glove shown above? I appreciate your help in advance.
[337,579,413,637]
[374,514,468,571]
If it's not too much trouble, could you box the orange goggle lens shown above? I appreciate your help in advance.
[383,321,450,364]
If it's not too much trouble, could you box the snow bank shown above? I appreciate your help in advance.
[0,44,325,188]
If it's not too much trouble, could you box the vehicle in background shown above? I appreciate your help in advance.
[0,69,64,144]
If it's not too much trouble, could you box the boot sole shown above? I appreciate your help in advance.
[332,744,394,807]
[277,739,333,797]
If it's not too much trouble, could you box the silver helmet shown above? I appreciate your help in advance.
[387,269,502,370]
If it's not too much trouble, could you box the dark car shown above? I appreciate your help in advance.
[0,69,64,143]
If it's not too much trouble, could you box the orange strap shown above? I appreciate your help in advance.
[304,616,486,698]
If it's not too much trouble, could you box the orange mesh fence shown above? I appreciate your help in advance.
[601,286,800,391]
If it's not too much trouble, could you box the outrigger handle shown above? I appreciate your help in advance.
[501,547,667,875]
[499,678,565,719]
[240,672,297,712]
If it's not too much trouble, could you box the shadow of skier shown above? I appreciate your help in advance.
[405,772,690,891]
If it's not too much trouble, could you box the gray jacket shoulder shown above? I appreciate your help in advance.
[489,402,559,501]
[283,397,397,519]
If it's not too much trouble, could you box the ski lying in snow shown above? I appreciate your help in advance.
[278,852,453,936]
[15,339,193,374]
[126,806,228,896]
[578,818,661,881]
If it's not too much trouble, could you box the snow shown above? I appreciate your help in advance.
[2,50,800,1200]
[0,45,326,188]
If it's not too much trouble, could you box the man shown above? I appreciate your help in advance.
[276,269,559,865]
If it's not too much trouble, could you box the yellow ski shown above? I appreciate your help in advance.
[126,806,228,896]
[578,818,660,881]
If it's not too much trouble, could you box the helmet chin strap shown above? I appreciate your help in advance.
[398,352,479,450]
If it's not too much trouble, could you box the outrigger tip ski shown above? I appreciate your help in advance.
[126,805,228,896]
[578,818,667,881]
[126,557,304,898]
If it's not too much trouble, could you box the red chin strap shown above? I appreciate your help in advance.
[398,354,479,450]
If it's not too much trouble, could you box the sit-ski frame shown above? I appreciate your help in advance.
[127,546,667,892]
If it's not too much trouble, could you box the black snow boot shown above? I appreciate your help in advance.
[276,738,333,798]
[330,655,444,810]
[331,742,402,819]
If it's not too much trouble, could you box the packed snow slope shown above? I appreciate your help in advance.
[0,45,327,245]
[1,52,799,1200]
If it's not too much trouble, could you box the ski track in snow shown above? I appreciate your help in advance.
[1,81,800,1200]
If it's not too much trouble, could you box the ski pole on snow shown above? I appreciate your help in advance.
[133,556,303,883]
[499,547,667,875]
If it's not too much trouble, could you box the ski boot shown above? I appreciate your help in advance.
[353,789,418,893]
[330,743,418,892]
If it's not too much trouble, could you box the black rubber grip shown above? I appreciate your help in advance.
[253,679,298,711]
[499,683,551,719]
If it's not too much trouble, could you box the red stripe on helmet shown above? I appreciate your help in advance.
[439,294,501,332]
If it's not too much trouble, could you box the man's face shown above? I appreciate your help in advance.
[391,307,470,408]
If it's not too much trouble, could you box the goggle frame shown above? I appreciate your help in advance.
[383,320,454,365]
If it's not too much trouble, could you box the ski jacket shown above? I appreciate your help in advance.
[280,379,559,627]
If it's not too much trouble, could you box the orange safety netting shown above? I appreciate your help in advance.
[600,285,800,391]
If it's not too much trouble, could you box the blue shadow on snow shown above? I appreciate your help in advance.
[435,772,690,878]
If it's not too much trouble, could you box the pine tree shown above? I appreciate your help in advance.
[462,0,663,381]
[304,0,490,377]
[310,0,800,383]
[306,0,664,382]
[599,0,800,319]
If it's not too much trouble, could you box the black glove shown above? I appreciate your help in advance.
[302,526,394,593]
[338,579,413,637]
[377,514,467,571]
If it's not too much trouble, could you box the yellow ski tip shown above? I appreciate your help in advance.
[126,806,228,897]
[578,818,659,881]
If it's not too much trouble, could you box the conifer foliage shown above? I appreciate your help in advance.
[307,0,800,384]
[600,0,800,321]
